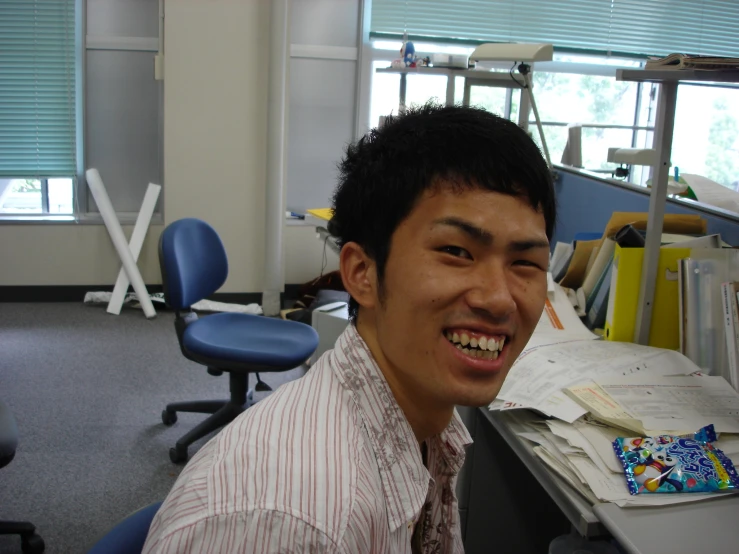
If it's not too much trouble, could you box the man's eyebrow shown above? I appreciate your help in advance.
[432,217,549,251]
[509,239,550,252]
[433,217,493,245]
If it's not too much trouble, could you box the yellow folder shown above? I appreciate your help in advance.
[306,208,333,221]
[604,244,690,350]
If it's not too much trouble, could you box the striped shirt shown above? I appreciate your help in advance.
[143,323,472,553]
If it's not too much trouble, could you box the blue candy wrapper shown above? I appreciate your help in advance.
[613,425,739,495]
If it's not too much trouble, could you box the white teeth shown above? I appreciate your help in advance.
[482,350,493,359]
[492,350,499,359]
[456,344,462,350]
[462,348,470,355]
[447,330,506,353]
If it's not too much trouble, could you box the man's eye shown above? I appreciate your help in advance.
[439,246,472,259]
[514,260,542,269]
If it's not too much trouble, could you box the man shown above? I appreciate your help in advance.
[143,103,555,553]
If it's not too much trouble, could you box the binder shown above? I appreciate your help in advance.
[559,239,600,289]
[585,257,613,330]
[604,244,690,350]
[581,237,616,301]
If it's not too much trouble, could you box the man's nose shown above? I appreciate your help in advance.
[465,264,516,320]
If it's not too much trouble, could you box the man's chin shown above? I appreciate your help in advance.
[451,389,502,408]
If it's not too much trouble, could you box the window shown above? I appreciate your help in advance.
[529,65,656,180]
[370,1,739,59]
[0,0,77,215]
[0,178,74,214]
[368,44,654,185]
[365,1,739,192]
[0,0,163,219]
[672,84,739,190]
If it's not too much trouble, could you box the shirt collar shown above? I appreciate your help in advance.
[330,324,472,531]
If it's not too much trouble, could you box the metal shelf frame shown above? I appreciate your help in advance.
[616,69,739,344]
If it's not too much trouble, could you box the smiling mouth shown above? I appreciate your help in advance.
[444,330,507,360]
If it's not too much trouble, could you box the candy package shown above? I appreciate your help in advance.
[613,425,739,495]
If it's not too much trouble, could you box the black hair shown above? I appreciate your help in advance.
[331,102,556,321]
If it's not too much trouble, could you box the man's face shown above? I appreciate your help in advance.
[368,185,549,410]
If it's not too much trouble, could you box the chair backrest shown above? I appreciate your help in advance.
[159,218,228,310]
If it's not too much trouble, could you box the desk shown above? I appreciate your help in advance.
[460,406,739,554]
[594,499,739,554]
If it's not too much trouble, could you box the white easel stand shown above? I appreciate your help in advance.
[85,168,157,319]
[107,182,161,315]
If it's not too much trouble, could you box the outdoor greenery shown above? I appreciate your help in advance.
[16,179,41,192]
[705,97,739,189]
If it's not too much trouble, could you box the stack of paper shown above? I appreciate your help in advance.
[491,282,739,506]
[504,410,739,507]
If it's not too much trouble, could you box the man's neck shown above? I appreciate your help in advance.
[354,319,454,445]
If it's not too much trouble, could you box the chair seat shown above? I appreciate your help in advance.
[87,501,163,554]
[183,313,319,369]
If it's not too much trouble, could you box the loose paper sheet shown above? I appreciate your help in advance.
[500,341,699,412]
[493,283,597,415]
[594,375,739,434]
[547,420,619,476]
[573,420,625,473]
[532,446,600,505]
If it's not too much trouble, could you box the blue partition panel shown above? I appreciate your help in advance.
[553,169,739,247]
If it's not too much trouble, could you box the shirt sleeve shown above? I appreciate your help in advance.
[143,509,343,554]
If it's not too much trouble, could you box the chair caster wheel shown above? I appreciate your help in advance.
[170,446,188,464]
[21,533,45,554]
[162,409,177,425]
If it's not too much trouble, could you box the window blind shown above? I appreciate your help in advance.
[371,0,739,58]
[0,0,77,178]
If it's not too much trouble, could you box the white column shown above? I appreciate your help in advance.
[262,0,290,317]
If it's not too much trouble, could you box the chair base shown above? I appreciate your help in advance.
[162,371,254,464]
[0,520,45,553]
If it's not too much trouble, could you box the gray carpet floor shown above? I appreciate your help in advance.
[0,302,306,554]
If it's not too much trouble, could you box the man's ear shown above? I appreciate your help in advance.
[339,242,378,311]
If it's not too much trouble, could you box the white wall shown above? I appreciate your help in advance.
[284,224,339,284]
[0,0,339,291]
[0,223,162,285]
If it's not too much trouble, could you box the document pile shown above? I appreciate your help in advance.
[490,282,739,507]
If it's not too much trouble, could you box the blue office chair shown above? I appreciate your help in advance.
[158,218,319,463]
[87,501,162,554]
[0,399,45,553]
